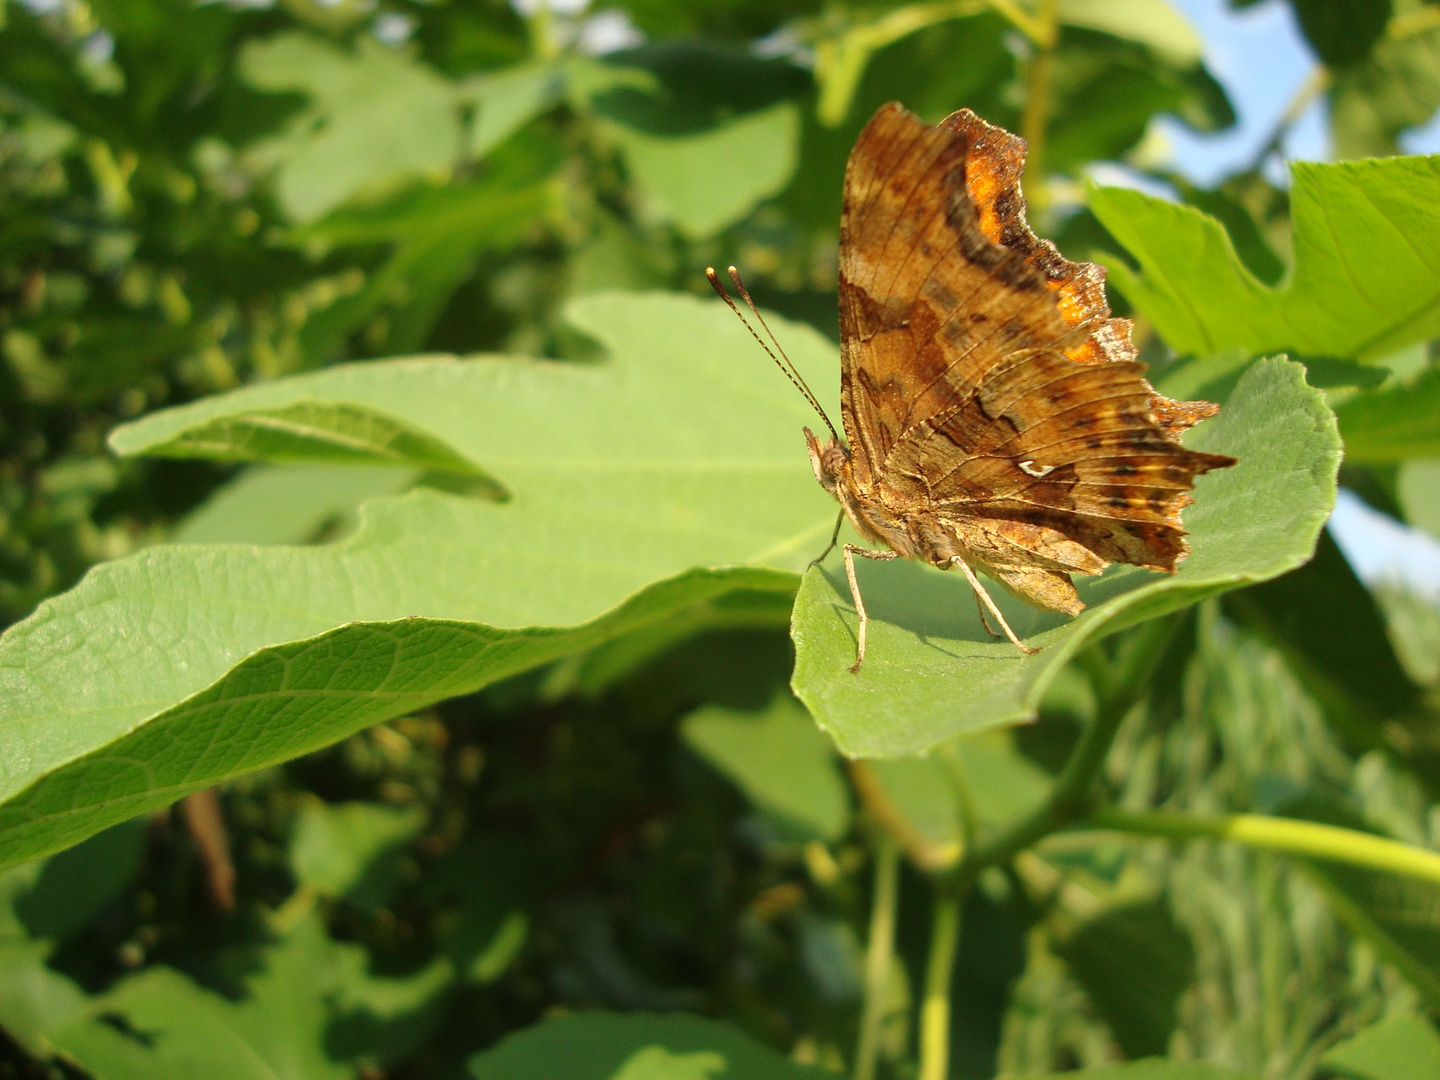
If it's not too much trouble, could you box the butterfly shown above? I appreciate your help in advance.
[709,102,1235,672]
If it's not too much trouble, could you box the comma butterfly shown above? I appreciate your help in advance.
[709,102,1235,672]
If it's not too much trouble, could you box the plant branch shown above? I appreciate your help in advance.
[1084,807,1440,885]
[854,833,902,1080]
[917,886,964,1080]
[958,615,1178,882]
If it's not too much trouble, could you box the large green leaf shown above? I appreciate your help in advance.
[791,358,1340,758]
[1089,156,1440,360]
[0,293,838,869]
[467,1012,834,1079]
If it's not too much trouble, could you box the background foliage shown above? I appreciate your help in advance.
[1,1,1440,1079]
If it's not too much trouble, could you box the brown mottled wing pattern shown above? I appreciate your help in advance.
[837,103,1234,598]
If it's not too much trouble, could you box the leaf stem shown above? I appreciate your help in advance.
[958,615,1178,881]
[1084,807,1440,885]
[1018,0,1060,213]
[855,833,902,1080]
[917,886,964,1080]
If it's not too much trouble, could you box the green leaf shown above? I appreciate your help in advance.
[1056,899,1195,1059]
[1059,0,1202,66]
[1319,1011,1440,1080]
[0,940,89,1060]
[0,293,839,868]
[1291,0,1392,68]
[681,695,850,843]
[12,818,147,941]
[1398,458,1440,540]
[604,103,800,239]
[1304,862,1440,1011]
[289,799,427,905]
[1032,1062,1261,1079]
[175,465,418,545]
[1330,20,1440,159]
[286,171,555,360]
[1089,156,1440,360]
[855,730,1051,870]
[1225,531,1425,748]
[111,399,500,479]
[48,913,451,1080]
[467,1012,834,1079]
[792,357,1340,758]
[239,34,464,223]
[1334,365,1440,462]
[1265,788,1440,1011]
[462,61,566,157]
[51,918,349,1080]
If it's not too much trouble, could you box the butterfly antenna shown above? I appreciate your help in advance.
[706,265,840,443]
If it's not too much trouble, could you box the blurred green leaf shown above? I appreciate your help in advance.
[462,61,566,157]
[467,1011,835,1079]
[1033,1062,1261,1079]
[239,34,464,223]
[0,940,89,1060]
[52,923,350,1080]
[49,913,451,1080]
[1398,458,1440,540]
[1057,899,1195,1059]
[792,358,1339,758]
[681,695,850,843]
[1059,0,1202,66]
[1334,365,1440,462]
[1090,156,1440,360]
[1292,0,1392,68]
[289,799,426,905]
[1226,531,1425,750]
[287,170,556,360]
[855,729,1050,870]
[605,102,801,239]
[0,293,839,868]
[13,818,147,941]
[1319,1011,1440,1080]
[1330,16,1440,159]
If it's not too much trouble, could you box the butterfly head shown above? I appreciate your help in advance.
[804,426,848,496]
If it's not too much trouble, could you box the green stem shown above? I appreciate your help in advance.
[959,616,1178,882]
[1018,0,1060,212]
[917,887,964,1080]
[855,834,902,1080]
[1086,807,1440,885]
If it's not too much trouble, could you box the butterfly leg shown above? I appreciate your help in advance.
[809,509,846,568]
[843,543,899,673]
[948,557,1041,655]
[973,591,1004,639]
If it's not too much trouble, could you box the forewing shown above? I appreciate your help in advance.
[837,104,1077,488]
[839,103,1235,576]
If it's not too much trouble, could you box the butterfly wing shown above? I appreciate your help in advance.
[836,103,1234,608]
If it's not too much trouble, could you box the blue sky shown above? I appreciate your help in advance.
[1161,0,1440,182]
[1157,0,1440,598]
